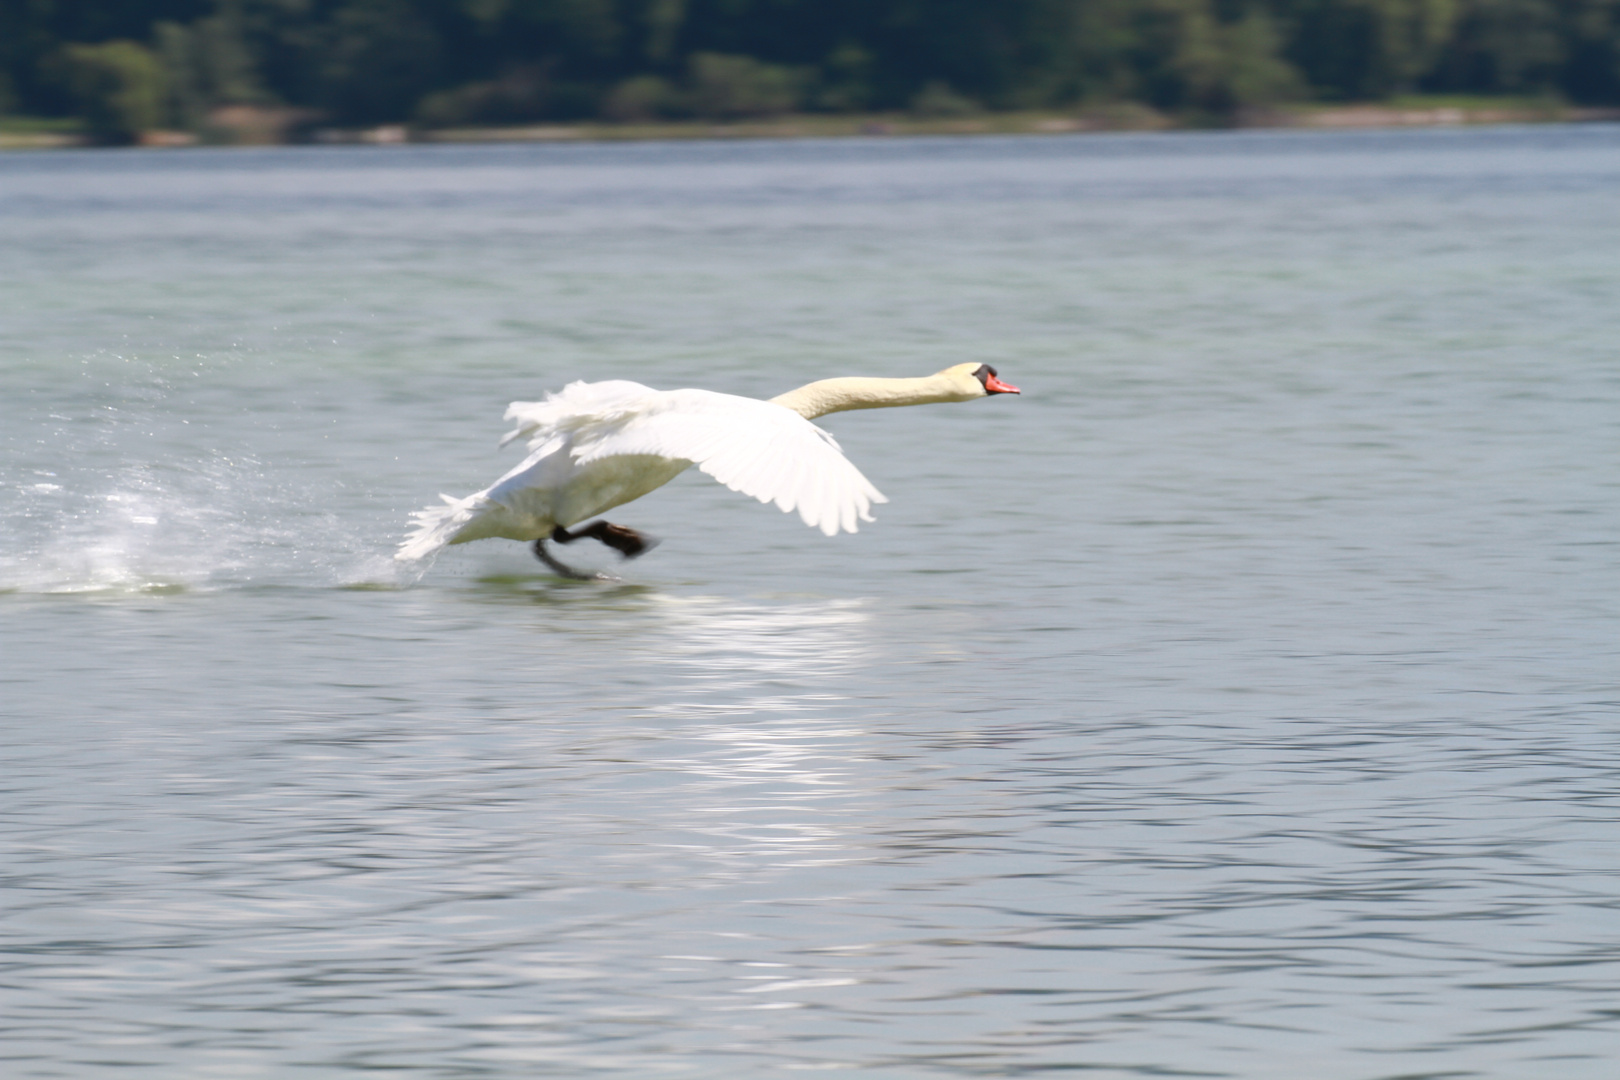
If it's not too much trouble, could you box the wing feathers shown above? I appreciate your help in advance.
[494,384,885,537]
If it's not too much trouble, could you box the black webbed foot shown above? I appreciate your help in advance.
[551,521,660,559]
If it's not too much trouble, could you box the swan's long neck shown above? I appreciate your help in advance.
[769,372,978,420]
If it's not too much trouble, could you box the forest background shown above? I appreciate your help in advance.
[4,0,1620,142]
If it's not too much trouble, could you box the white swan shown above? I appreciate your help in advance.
[396,362,1020,576]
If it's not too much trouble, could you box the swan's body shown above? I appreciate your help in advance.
[396,363,1018,572]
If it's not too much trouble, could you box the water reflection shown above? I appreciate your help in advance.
[5,577,1619,1077]
[653,593,866,683]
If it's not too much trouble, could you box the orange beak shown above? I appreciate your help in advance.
[985,372,1020,395]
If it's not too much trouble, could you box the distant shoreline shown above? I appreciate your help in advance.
[5,100,1619,151]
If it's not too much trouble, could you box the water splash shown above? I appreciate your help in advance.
[2,455,406,594]
[1,352,411,595]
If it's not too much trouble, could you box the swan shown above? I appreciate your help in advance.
[396,362,1020,577]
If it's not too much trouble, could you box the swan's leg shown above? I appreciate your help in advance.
[551,522,660,559]
[531,538,603,580]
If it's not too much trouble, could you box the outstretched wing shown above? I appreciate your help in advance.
[565,388,888,536]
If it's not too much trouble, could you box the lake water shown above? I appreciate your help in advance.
[2,126,1618,1078]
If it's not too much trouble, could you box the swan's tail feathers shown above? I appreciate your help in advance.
[395,493,486,562]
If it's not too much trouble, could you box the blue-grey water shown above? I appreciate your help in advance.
[2,127,1618,1078]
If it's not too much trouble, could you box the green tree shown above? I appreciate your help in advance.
[8,0,1620,133]
[686,52,804,116]
[909,79,981,115]
[600,73,679,119]
[814,42,875,110]
[1556,0,1620,101]
[317,0,444,123]
[1280,0,1462,97]
[156,1,267,128]
[53,40,169,139]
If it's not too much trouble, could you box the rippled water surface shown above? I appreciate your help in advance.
[3,127,1619,1078]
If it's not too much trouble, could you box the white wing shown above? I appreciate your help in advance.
[501,380,657,449]
[513,386,887,536]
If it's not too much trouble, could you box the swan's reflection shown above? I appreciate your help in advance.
[604,596,877,864]
[650,594,870,682]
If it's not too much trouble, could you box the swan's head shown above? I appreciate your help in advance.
[937,362,1021,398]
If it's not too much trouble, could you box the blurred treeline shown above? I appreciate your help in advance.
[5,0,1620,139]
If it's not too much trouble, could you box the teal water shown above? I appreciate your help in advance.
[2,128,1619,1078]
